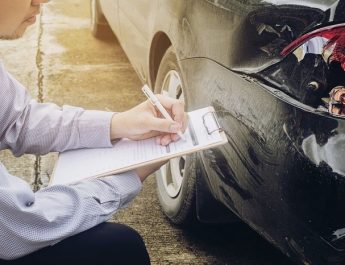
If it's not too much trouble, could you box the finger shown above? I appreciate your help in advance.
[171,133,180,142]
[182,113,189,132]
[171,101,186,125]
[130,130,161,141]
[149,117,182,133]
[155,94,181,109]
[155,94,185,123]
[158,134,173,146]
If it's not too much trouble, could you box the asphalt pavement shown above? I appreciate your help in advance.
[0,1,295,264]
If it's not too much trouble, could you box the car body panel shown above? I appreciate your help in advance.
[117,0,159,81]
[180,56,345,264]
[100,0,343,78]
[98,0,345,264]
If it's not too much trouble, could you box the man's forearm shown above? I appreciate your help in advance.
[0,63,114,155]
[0,167,141,260]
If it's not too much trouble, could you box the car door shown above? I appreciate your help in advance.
[117,0,159,83]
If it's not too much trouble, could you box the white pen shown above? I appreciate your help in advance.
[142,85,186,141]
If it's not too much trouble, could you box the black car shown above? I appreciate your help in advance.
[90,1,345,264]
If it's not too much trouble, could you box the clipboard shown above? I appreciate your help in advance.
[50,106,227,186]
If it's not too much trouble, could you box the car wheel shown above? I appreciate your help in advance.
[90,0,112,39]
[154,47,197,225]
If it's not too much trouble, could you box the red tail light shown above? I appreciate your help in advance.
[281,23,345,71]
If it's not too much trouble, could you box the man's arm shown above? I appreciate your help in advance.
[0,165,142,260]
[0,62,113,156]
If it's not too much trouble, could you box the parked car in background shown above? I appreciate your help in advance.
[90,1,345,264]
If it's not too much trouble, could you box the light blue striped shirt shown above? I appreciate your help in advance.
[0,62,142,260]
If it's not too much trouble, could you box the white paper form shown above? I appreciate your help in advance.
[167,107,222,153]
[51,107,224,186]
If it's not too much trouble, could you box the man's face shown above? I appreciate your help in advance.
[0,0,49,40]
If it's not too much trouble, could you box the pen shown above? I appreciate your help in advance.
[142,85,186,141]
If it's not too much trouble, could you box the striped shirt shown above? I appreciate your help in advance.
[0,62,142,260]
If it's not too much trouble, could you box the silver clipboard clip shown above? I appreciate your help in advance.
[202,111,223,135]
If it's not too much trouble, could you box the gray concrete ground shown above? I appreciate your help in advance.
[0,1,295,264]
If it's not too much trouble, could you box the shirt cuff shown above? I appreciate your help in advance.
[70,170,142,209]
[100,171,142,208]
[78,110,114,148]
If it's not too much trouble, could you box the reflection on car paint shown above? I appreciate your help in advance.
[302,133,345,176]
[333,228,345,241]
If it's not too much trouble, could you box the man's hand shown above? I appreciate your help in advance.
[110,94,187,146]
[111,94,187,182]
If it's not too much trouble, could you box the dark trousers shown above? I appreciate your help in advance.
[0,223,151,265]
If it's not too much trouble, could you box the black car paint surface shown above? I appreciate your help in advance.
[99,0,345,264]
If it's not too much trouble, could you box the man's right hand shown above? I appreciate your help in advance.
[110,94,187,146]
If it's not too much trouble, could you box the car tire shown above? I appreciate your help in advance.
[90,0,113,39]
[154,47,197,225]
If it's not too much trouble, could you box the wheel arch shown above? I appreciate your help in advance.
[152,40,238,224]
[149,32,172,88]
[94,0,108,25]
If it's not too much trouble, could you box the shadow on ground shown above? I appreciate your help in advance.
[178,222,294,265]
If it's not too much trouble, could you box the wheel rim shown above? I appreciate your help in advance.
[159,70,186,198]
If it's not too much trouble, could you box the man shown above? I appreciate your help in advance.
[0,0,187,264]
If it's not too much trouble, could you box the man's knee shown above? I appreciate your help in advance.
[102,223,150,264]
[116,224,144,244]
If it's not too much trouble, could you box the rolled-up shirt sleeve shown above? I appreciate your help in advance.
[0,165,142,260]
[0,62,113,156]
[0,62,144,260]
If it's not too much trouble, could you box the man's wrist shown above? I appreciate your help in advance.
[110,112,125,141]
[135,160,166,182]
